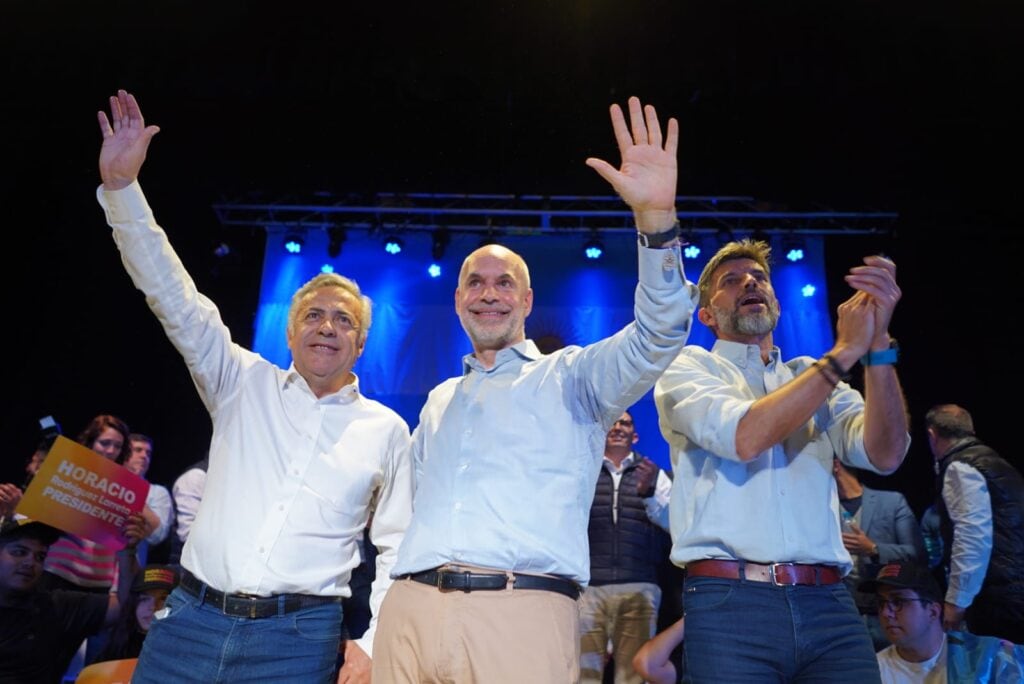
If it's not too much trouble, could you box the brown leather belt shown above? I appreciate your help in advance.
[686,559,842,586]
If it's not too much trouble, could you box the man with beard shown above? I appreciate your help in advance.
[654,238,910,682]
[373,96,698,683]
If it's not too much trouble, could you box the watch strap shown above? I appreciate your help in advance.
[637,221,681,248]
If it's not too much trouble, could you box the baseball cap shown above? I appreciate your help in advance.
[131,564,181,593]
[857,562,943,603]
[0,516,61,546]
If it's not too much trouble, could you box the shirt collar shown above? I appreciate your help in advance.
[711,338,781,368]
[282,365,362,404]
[462,339,542,374]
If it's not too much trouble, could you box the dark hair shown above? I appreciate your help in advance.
[924,404,975,440]
[77,414,132,464]
[96,590,147,661]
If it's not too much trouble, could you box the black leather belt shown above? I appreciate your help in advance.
[180,569,340,619]
[405,568,581,600]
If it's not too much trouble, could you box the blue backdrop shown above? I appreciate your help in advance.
[252,230,832,468]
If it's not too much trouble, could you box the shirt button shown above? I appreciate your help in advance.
[259,546,265,554]
[278,504,285,511]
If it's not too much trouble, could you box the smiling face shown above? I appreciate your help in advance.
[455,246,534,358]
[698,257,780,342]
[286,286,366,397]
[0,537,47,595]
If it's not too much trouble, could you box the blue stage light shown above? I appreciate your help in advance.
[428,263,442,278]
[684,244,701,259]
[384,236,403,255]
[321,264,335,274]
[786,248,805,262]
[284,234,304,254]
[801,283,816,297]
[584,238,604,260]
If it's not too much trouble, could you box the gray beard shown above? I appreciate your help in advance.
[712,303,779,337]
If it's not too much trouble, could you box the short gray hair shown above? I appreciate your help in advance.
[287,272,372,345]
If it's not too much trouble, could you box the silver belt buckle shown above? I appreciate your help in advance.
[769,563,790,586]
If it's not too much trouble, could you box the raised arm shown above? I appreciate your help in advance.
[586,96,679,233]
[845,255,909,472]
[97,89,160,190]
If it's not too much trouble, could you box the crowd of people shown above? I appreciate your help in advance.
[1,88,1022,684]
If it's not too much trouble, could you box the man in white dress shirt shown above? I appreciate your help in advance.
[93,89,412,684]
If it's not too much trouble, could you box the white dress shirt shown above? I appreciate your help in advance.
[942,461,993,608]
[97,182,413,654]
[172,466,206,544]
[394,245,696,584]
[655,340,906,574]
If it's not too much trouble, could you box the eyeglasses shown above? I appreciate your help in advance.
[876,596,932,613]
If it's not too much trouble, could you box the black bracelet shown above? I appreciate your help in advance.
[637,221,681,249]
[813,360,839,388]
[822,354,851,382]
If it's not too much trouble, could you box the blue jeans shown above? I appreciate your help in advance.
[682,576,880,683]
[132,587,342,683]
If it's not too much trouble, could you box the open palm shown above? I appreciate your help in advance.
[97,89,160,190]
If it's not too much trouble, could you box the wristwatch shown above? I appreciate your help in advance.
[860,338,899,366]
[637,221,681,248]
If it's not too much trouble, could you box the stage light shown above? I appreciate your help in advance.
[783,234,805,262]
[327,227,347,258]
[431,229,451,261]
[801,283,816,297]
[321,264,335,274]
[284,233,304,254]
[384,236,404,255]
[683,244,701,259]
[583,235,604,260]
[427,263,442,278]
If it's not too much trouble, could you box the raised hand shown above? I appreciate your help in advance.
[586,96,679,233]
[834,290,876,362]
[97,89,161,191]
[844,255,900,348]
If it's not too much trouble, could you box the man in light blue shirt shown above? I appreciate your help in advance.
[655,238,910,682]
[373,96,698,684]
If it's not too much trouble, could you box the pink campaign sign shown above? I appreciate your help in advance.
[16,435,149,550]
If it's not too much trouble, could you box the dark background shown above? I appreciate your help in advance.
[4,2,1021,516]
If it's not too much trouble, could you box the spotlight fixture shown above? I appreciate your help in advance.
[683,243,701,259]
[384,236,404,255]
[583,235,604,260]
[284,233,304,254]
[327,227,347,259]
[427,263,442,278]
[431,229,451,261]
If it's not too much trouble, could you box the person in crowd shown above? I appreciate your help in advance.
[0,515,143,683]
[580,410,672,683]
[124,434,174,565]
[94,564,180,662]
[94,89,412,684]
[374,96,697,683]
[654,237,909,681]
[168,456,207,566]
[833,455,926,650]
[925,403,1024,643]
[859,561,1024,683]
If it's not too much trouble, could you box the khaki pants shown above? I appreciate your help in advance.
[578,582,661,684]
[373,574,580,683]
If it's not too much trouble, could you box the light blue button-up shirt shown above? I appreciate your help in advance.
[656,339,905,575]
[393,246,697,584]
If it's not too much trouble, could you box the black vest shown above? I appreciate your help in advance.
[937,440,1024,599]
[587,456,671,586]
